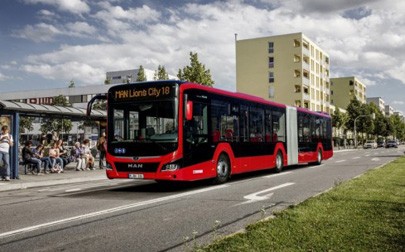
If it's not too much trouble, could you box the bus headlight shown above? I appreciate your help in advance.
[162,163,180,171]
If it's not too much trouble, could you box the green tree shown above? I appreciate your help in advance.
[391,114,405,140]
[345,98,362,133]
[40,95,73,140]
[104,77,111,85]
[331,108,347,146]
[177,52,214,86]
[154,65,169,80]
[136,65,147,81]
[19,116,34,134]
[332,108,347,133]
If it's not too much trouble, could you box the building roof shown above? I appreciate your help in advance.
[0,100,106,120]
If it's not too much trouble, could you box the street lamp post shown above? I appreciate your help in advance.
[354,113,375,148]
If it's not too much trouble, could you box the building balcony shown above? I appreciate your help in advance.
[302,76,310,86]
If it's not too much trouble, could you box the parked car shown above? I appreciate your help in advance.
[385,140,398,148]
[363,140,377,149]
[377,141,385,148]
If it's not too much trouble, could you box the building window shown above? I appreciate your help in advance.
[112,76,121,80]
[294,54,301,63]
[295,85,301,93]
[268,86,275,98]
[268,57,274,68]
[349,80,354,86]
[294,70,301,78]
[294,39,300,47]
[303,70,309,79]
[268,42,274,53]
[269,72,274,83]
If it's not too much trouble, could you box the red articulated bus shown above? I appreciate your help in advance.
[87,80,333,184]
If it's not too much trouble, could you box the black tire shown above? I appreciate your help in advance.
[274,151,283,173]
[310,149,322,165]
[213,153,230,184]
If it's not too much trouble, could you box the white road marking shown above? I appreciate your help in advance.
[0,184,229,239]
[264,171,292,178]
[335,160,346,163]
[371,157,381,161]
[237,182,295,205]
[352,157,360,159]
[65,188,82,193]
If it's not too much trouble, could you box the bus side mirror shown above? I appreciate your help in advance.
[186,101,193,121]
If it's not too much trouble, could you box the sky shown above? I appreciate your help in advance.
[0,0,404,114]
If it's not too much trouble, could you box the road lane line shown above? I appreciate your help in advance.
[65,188,82,193]
[352,157,360,159]
[264,171,292,178]
[335,160,346,163]
[0,184,229,239]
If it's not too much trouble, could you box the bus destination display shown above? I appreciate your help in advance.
[113,85,174,101]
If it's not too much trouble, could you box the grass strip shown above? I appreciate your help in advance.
[201,156,405,252]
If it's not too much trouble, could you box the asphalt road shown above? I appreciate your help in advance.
[0,146,403,252]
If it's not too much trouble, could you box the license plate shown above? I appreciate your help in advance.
[129,173,144,179]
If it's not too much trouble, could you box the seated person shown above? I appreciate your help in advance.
[49,142,64,173]
[57,139,70,167]
[22,140,42,175]
[73,142,86,171]
[33,144,52,173]
[82,139,95,170]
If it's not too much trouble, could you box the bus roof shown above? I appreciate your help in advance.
[113,80,330,118]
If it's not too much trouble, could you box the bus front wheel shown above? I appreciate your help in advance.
[213,154,230,184]
[274,151,283,173]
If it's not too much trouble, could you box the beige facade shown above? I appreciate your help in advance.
[330,76,366,109]
[367,97,385,113]
[236,32,331,113]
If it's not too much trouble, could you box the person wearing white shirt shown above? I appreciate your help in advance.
[0,125,13,181]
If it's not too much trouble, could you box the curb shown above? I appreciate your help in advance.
[0,174,107,192]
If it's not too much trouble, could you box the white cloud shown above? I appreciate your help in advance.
[37,9,59,20]
[65,22,97,36]
[16,0,405,95]
[24,0,90,15]
[0,72,10,81]
[13,23,61,42]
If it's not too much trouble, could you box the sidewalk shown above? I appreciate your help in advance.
[0,162,107,192]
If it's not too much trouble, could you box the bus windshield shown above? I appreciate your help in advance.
[109,99,178,156]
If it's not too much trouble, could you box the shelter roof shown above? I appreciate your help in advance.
[0,100,106,120]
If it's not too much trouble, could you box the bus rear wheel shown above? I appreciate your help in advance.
[213,154,230,184]
[310,149,322,165]
[274,151,283,173]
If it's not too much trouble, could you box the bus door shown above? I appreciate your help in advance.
[183,95,211,166]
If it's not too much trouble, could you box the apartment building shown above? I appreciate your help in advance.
[236,32,331,113]
[330,76,367,109]
[385,105,395,117]
[367,97,385,113]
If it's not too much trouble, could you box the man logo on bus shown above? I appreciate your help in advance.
[128,163,143,169]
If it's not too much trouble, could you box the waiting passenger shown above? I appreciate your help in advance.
[33,144,53,173]
[82,139,95,170]
[22,140,42,175]
[73,142,86,171]
[49,142,64,173]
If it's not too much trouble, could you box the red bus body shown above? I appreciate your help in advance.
[93,81,333,183]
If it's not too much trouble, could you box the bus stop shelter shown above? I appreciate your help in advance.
[0,100,106,179]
